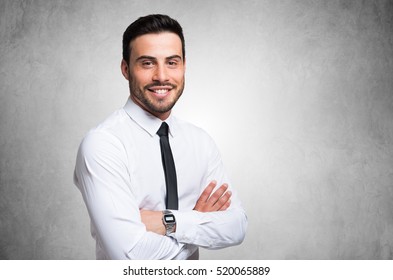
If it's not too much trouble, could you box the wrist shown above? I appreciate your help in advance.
[162,210,176,236]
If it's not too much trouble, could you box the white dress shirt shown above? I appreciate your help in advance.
[74,98,247,259]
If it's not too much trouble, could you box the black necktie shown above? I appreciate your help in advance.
[157,122,178,210]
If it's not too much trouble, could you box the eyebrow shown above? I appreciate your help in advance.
[166,55,182,61]
[135,55,156,62]
[135,55,183,62]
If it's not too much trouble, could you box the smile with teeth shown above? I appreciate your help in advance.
[153,89,169,95]
[148,86,173,96]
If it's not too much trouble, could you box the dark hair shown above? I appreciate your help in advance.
[122,14,185,64]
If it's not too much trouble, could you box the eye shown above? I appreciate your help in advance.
[167,60,179,68]
[141,60,154,68]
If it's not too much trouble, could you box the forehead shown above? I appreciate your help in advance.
[130,32,182,59]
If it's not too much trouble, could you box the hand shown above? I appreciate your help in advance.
[140,210,166,235]
[193,180,232,212]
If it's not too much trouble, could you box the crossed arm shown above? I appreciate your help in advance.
[75,131,247,259]
[141,181,232,235]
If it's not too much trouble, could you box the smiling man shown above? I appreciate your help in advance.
[122,32,184,120]
[74,14,247,260]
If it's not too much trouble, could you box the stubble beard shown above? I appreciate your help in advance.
[129,75,185,115]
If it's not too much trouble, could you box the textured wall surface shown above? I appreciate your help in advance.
[1,0,393,259]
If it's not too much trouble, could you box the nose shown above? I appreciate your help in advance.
[152,64,169,83]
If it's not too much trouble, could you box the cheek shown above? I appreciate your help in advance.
[130,71,151,87]
[172,70,185,83]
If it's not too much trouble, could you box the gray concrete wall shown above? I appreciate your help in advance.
[1,0,392,259]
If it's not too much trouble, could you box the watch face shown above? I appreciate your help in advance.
[164,214,175,223]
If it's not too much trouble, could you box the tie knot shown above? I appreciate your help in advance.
[157,122,169,137]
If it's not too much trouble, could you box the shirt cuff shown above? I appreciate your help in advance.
[171,210,207,244]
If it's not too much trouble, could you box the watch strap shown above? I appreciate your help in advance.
[162,210,176,236]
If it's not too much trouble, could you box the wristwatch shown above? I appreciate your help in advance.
[162,210,176,236]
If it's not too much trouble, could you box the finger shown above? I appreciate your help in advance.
[208,184,228,205]
[213,190,232,210]
[196,180,217,204]
[219,199,231,211]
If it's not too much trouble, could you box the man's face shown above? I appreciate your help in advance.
[121,32,185,120]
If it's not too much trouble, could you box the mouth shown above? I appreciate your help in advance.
[147,85,174,97]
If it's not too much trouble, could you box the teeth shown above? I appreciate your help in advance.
[154,89,168,94]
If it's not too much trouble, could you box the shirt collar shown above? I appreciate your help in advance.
[123,97,177,138]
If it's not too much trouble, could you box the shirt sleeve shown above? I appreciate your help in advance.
[73,130,194,259]
[172,135,248,249]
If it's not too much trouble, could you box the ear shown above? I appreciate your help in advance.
[121,59,129,80]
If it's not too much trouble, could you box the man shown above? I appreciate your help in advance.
[74,14,247,260]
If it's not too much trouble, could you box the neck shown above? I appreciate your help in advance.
[130,95,171,121]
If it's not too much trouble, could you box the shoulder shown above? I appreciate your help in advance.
[78,109,129,156]
[172,117,218,148]
[174,117,212,138]
[93,108,130,134]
